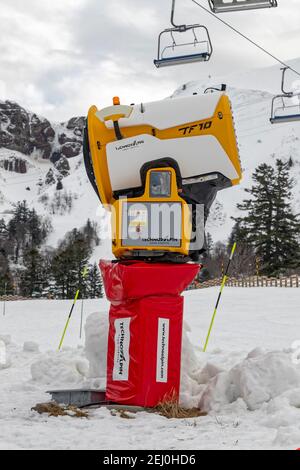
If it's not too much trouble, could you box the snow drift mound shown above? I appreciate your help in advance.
[180,322,222,408]
[200,349,300,412]
[31,350,88,387]
[0,335,12,370]
[84,311,108,380]
[0,335,11,346]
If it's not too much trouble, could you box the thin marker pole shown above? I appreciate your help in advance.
[203,242,237,352]
[3,283,7,317]
[58,290,80,351]
[79,297,84,340]
[58,267,89,351]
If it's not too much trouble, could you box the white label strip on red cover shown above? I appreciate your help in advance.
[113,318,131,381]
[156,318,170,383]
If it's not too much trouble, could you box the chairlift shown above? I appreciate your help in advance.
[154,0,212,68]
[270,67,300,124]
[208,0,278,13]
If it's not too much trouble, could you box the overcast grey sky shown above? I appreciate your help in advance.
[0,0,299,121]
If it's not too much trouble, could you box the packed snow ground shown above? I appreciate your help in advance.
[0,287,300,450]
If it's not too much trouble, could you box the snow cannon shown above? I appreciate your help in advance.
[82,91,241,408]
[83,92,241,262]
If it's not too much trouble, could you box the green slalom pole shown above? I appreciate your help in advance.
[58,266,89,351]
[203,242,237,353]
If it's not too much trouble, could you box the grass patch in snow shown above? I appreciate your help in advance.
[154,392,206,419]
[32,402,88,419]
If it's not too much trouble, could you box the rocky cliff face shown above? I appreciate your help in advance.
[0,100,85,162]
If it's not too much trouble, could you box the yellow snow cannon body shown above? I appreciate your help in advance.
[83,92,242,262]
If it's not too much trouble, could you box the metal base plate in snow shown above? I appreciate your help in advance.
[47,389,146,412]
[47,389,107,408]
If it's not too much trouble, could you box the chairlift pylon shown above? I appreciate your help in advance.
[270,67,300,124]
[154,0,213,68]
[208,0,278,14]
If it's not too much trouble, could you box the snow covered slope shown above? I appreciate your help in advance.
[1,59,300,249]
[1,288,300,450]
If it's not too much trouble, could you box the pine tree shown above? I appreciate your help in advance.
[235,163,275,274]
[0,218,11,257]
[87,263,103,299]
[50,249,69,298]
[234,160,300,276]
[0,252,13,295]
[0,218,7,236]
[8,201,52,262]
[82,219,100,247]
[205,232,213,259]
[0,218,13,294]
[8,201,30,262]
[271,160,300,274]
[56,180,63,191]
[51,229,91,299]
[20,248,45,297]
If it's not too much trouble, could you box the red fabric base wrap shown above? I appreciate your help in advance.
[100,260,199,301]
[100,261,200,407]
[106,296,183,407]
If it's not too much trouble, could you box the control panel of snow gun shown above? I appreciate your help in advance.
[83,92,242,261]
[110,166,192,260]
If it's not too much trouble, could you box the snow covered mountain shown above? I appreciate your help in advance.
[1,59,300,254]
[0,100,111,259]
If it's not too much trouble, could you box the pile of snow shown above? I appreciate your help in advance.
[0,335,11,370]
[84,311,109,382]
[0,334,11,345]
[31,349,88,387]
[179,323,222,407]
[200,349,300,412]
[29,310,109,390]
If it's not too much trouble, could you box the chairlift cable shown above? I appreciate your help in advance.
[192,0,300,78]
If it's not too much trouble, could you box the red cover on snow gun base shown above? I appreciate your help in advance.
[106,296,183,407]
[100,260,199,301]
[100,260,199,407]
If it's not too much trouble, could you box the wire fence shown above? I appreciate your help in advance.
[0,295,30,301]
[188,274,300,290]
[227,275,300,288]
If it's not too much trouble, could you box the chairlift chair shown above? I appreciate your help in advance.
[270,96,300,124]
[154,0,212,68]
[270,67,300,124]
[209,0,278,13]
